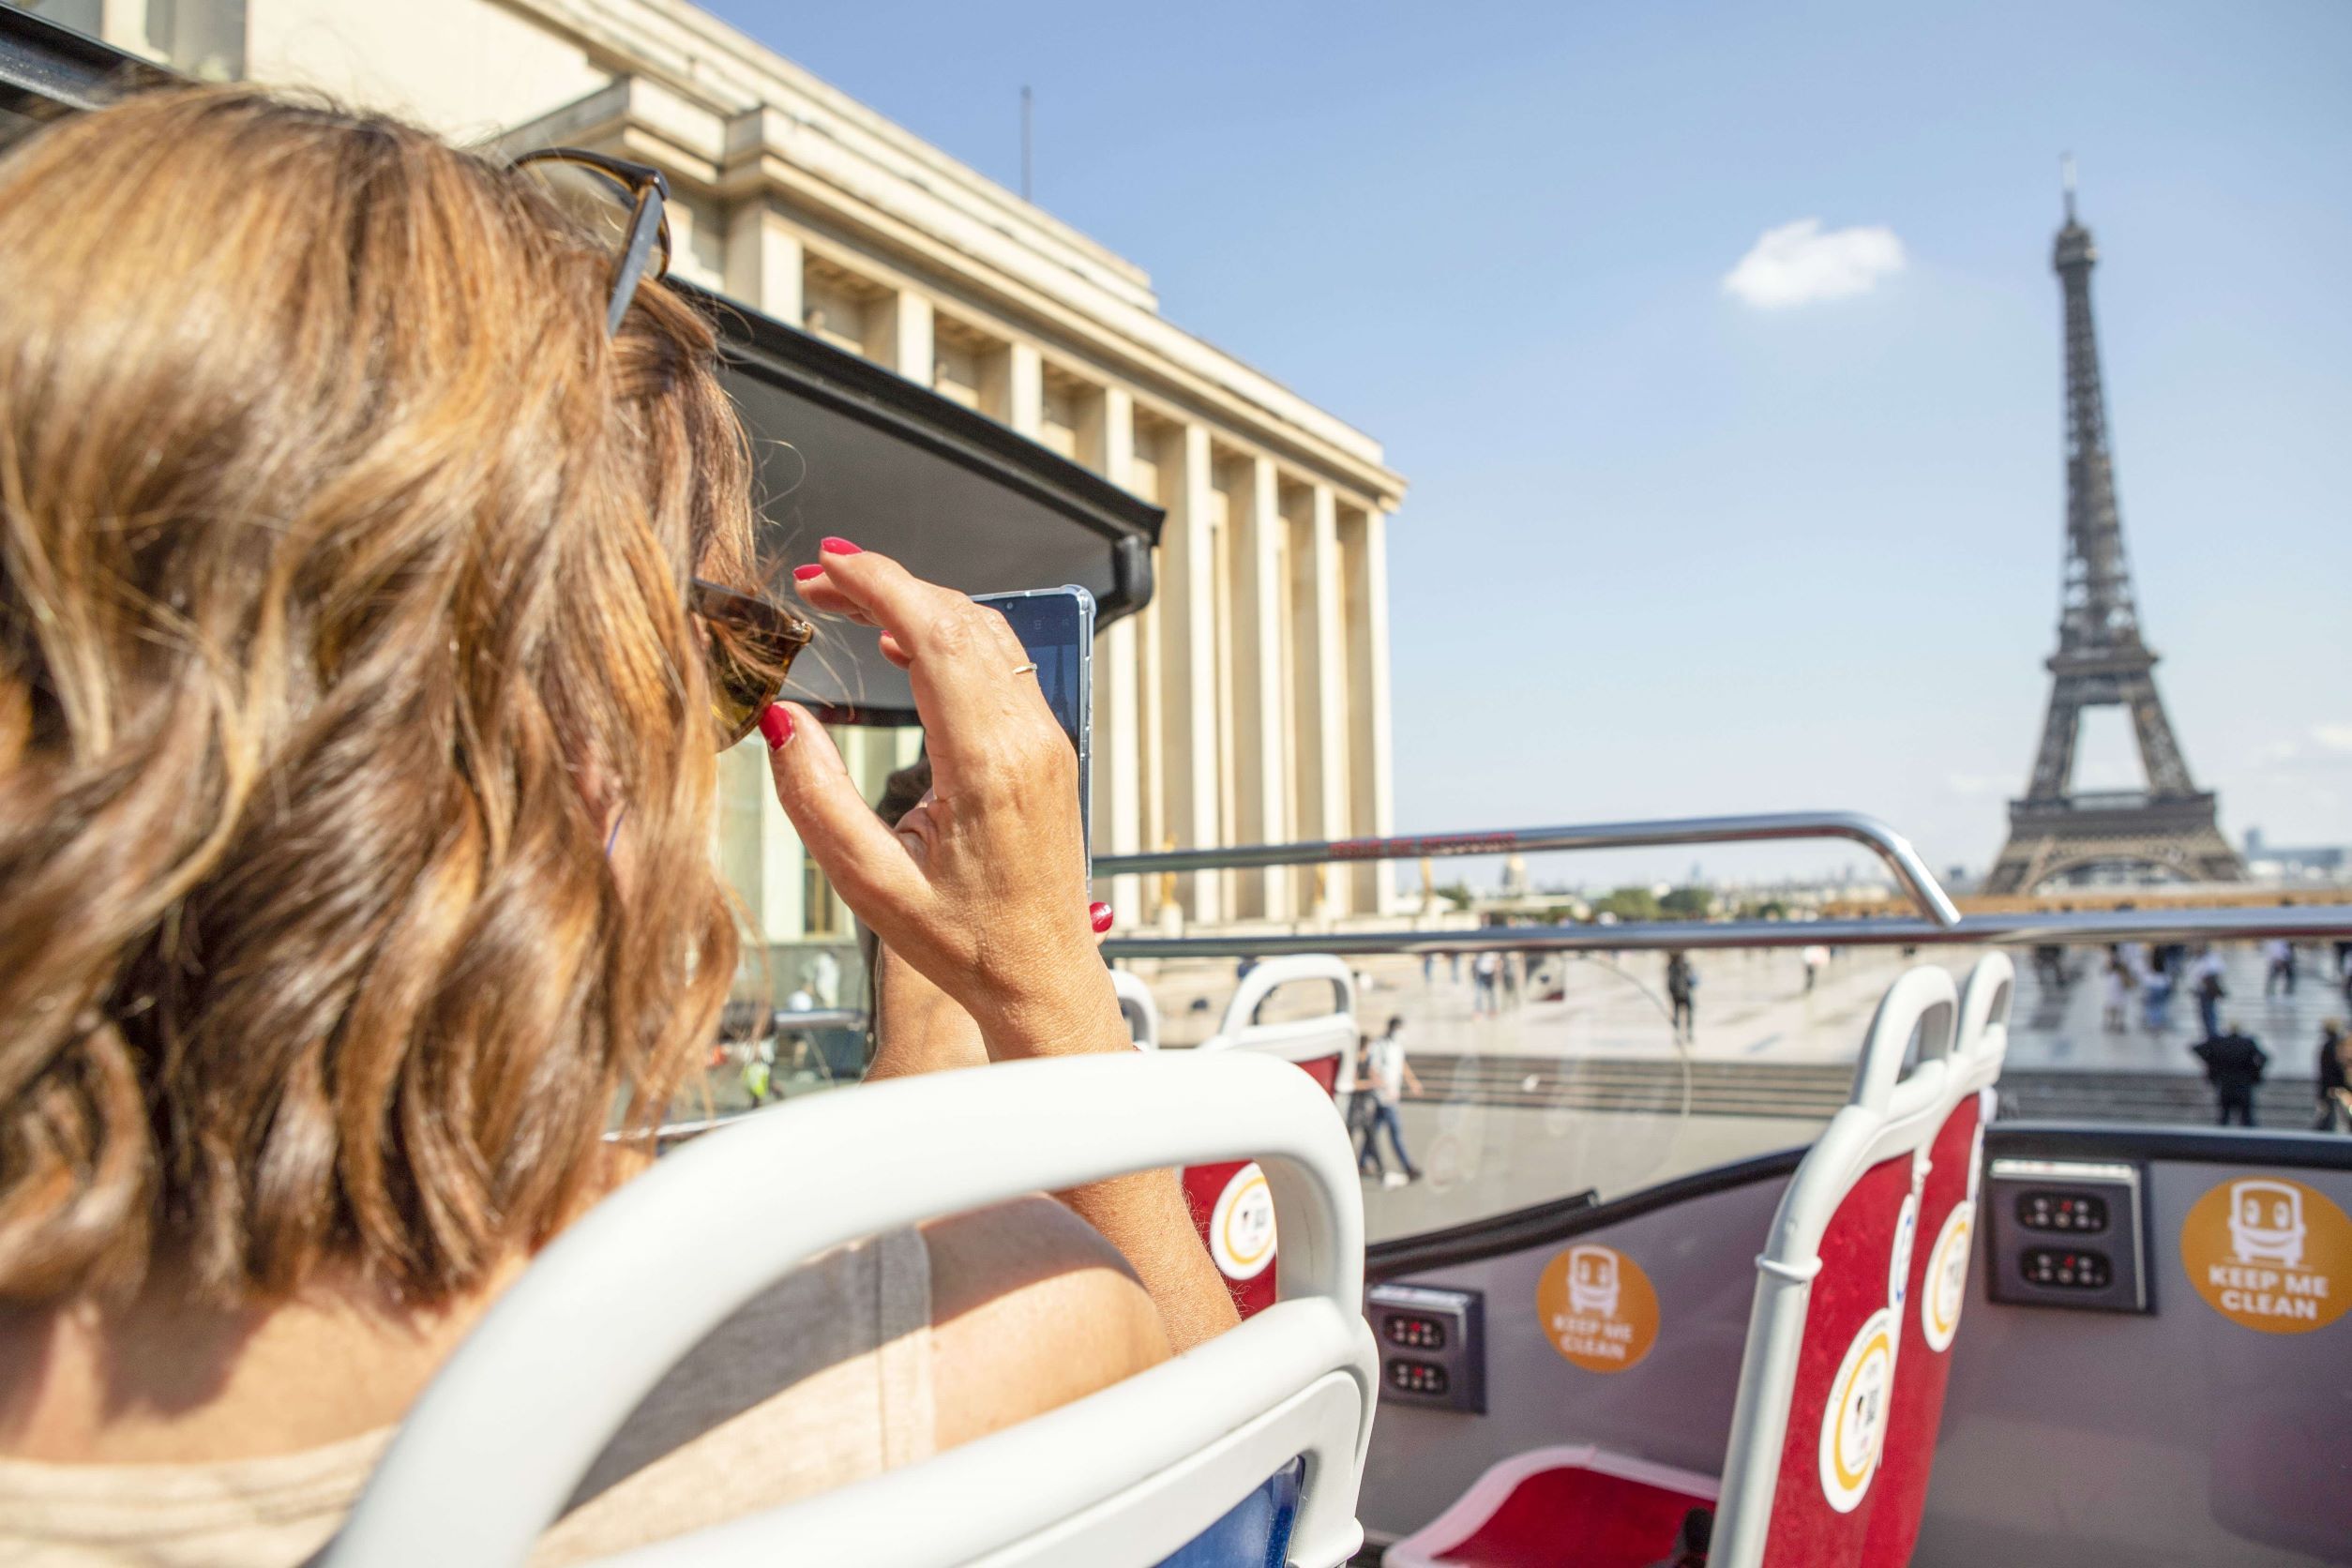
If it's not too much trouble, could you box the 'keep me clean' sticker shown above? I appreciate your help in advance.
[2179,1175,2352,1334]
[1536,1244,1659,1373]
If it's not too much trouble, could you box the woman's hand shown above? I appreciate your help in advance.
[761,540,1111,1056]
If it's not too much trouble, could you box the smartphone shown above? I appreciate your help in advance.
[972,586,1094,855]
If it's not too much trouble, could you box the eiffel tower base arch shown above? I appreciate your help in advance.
[1983,793,2244,896]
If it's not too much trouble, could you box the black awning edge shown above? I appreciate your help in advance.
[685,283,1162,621]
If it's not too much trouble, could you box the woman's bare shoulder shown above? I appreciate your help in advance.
[920,1197,1172,1452]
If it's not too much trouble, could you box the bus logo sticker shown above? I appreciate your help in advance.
[1922,1199,1974,1352]
[1537,1244,1659,1373]
[1208,1163,1277,1281]
[1888,1191,1921,1314]
[1819,1308,1895,1512]
[2179,1175,2352,1334]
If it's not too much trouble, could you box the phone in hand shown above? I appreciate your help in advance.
[972,586,1094,855]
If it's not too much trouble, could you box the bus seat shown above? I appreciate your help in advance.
[1860,953,2010,1566]
[1185,955,1361,1318]
[1199,955,1361,1095]
[1385,956,2011,1568]
[1384,1446,1718,1568]
[323,1051,1380,1568]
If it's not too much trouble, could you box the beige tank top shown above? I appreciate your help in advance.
[0,1227,935,1566]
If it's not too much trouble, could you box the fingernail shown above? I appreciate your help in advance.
[758,704,793,749]
[791,564,823,581]
[1090,901,1114,934]
[820,536,862,555]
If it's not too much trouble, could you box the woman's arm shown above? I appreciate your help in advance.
[865,944,1232,1353]
[765,544,1236,1352]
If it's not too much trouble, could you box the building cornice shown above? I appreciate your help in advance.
[490,0,1406,509]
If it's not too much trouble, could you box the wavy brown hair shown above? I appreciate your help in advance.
[0,89,756,1305]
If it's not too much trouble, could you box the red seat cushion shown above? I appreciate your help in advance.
[1387,1446,1717,1568]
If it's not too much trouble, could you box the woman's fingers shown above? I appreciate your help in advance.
[798,544,1056,769]
[761,701,931,929]
[790,574,881,626]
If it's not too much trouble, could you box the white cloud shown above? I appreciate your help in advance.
[2252,722,2352,772]
[1722,219,1907,309]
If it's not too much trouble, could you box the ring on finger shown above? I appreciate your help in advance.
[1009,661,1039,676]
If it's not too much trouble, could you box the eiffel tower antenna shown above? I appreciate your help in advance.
[1983,175,2244,894]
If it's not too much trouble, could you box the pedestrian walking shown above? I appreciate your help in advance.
[2314,1020,2349,1133]
[2140,964,2176,1032]
[1472,951,1500,1017]
[1356,1016,1424,1187]
[1345,1033,1377,1149]
[2265,938,2298,998]
[2191,947,2228,1039]
[2193,1020,2269,1128]
[1666,950,1696,1036]
[2101,946,2135,1033]
[1500,951,1520,1009]
[1801,944,1828,994]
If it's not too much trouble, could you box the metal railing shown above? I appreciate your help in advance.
[1095,810,1965,928]
[1093,810,2352,959]
[1105,902,2352,960]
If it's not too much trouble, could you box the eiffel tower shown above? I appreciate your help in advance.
[1983,166,2243,896]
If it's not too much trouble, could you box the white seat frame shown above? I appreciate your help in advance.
[1709,953,2012,1568]
[1197,956,1360,1099]
[324,1051,1380,1568]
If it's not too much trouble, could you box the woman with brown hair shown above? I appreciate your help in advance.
[0,88,1229,1561]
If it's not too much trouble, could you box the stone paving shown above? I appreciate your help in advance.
[1138,940,2352,1077]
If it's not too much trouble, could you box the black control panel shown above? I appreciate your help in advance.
[1382,1311,1448,1351]
[2016,1190,2109,1234]
[1386,1358,1451,1396]
[1987,1158,2149,1314]
[2020,1246,2113,1290]
[1365,1284,1485,1413]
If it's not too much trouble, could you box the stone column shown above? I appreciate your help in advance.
[1231,457,1290,919]
[722,198,804,324]
[1290,484,1349,916]
[1159,423,1222,925]
[1082,387,1143,921]
[865,288,933,381]
[980,341,1045,438]
[1345,505,1397,913]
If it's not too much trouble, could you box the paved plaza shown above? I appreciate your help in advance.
[1141,939,2350,1077]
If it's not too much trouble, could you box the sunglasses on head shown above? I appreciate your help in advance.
[515,146,815,750]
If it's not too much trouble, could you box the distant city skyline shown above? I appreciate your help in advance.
[706,0,2352,886]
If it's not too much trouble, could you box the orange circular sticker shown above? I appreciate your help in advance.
[2179,1176,2352,1335]
[1537,1243,1659,1372]
[1208,1163,1276,1281]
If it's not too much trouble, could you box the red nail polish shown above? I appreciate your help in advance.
[820,536,862,555]
[1090,901,1114,934]
[758,705,793,748]
[791,564,823,581]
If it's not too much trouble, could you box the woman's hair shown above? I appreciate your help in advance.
[0,88,759,1304]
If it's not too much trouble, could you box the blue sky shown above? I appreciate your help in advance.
[710,0,2352,886]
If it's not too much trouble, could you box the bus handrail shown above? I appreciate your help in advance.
[1102,903,2352,960]
[1092,810,1965,928]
